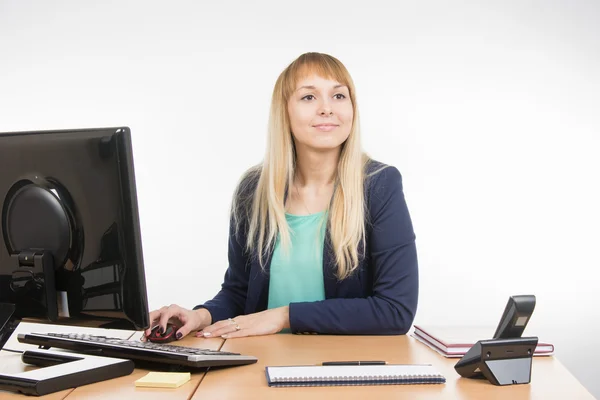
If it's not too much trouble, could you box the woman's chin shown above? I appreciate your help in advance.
[297,136,348,152]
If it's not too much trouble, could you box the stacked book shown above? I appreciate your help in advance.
[411,325,555,358]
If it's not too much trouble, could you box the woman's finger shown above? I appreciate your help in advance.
[200,320,228,335]
[212,323,241,338]
[144,308,166,337]
[172,315,195,340]
[201,317,243,337]
[202,324,237,338]
[156,304,184,335]
[221,328,248,339]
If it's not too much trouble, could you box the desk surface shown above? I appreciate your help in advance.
[1,331,595,399]
[194,334,595,400]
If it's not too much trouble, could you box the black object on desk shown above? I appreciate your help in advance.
[17,331,257,368]
[0,349,134,396]
[322,361,386,366]
[0,303,18,350]
[0,126,150,333]
[454,336,538,385]
[454,294,538,386]
[493,295,536,339]
[0,127,148,395]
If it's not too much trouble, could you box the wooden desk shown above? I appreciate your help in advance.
[1,332,594,399]
[193,334,595,400]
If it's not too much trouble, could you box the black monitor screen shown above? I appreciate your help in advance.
[0,127,149,331]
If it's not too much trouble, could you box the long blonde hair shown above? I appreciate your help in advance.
[233,52,372,280]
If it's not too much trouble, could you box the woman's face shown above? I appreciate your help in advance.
[287,74,353,152]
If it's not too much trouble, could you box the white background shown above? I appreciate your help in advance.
[1,0,599,397]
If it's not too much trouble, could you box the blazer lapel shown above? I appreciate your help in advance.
[323,227,338,298]
[251,246,274,312]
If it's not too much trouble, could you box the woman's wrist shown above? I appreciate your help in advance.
[193,308,212,329]
[281,306,290,329]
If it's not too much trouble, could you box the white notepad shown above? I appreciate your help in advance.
[265,364,446,387]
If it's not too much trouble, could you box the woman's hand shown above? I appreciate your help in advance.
[197,306,290,339]
[143,305,212,341]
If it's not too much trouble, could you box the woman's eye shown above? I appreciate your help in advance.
[334,93,346,100]
[301,94,315,101]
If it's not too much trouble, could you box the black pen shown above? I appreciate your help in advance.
[322,361,386,366]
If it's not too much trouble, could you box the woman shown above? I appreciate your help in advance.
[145,52,418,341]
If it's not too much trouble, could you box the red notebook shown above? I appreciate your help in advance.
[412,325,555,358]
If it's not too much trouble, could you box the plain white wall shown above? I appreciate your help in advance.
[1,0,599,397]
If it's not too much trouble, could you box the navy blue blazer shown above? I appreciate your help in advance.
[195,160,418,335]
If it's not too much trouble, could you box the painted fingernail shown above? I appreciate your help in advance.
[203,332,211,337]
[176,332,183,340]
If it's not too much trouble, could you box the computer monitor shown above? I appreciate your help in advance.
[0,127,149,349]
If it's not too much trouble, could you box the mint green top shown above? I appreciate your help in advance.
[267,211,327,310]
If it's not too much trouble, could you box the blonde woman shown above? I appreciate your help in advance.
[145,52,418,341]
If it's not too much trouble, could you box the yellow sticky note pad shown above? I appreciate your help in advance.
[134,372,191,388]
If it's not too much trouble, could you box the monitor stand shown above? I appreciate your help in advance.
[0,303,19,350]
[99,319,136,330]
[0,303,135,396]
[0,348,134,396]
[1,303,135,396]
[1,249,60,349]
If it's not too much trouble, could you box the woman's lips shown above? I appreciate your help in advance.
[313,124,338,132]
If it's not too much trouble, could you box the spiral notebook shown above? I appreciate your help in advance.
[265,364,446,387]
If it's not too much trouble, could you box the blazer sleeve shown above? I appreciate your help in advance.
[192,215,250,324]
[194,183,252,323]
[288,166,419,334]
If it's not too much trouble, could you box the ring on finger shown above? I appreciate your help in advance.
[228,318,241,331]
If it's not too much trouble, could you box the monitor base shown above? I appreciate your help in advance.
[98,319,136,330]
[0,348,134,396]
[0,303,19,350]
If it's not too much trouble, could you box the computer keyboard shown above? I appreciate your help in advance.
[17,332,257,368]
